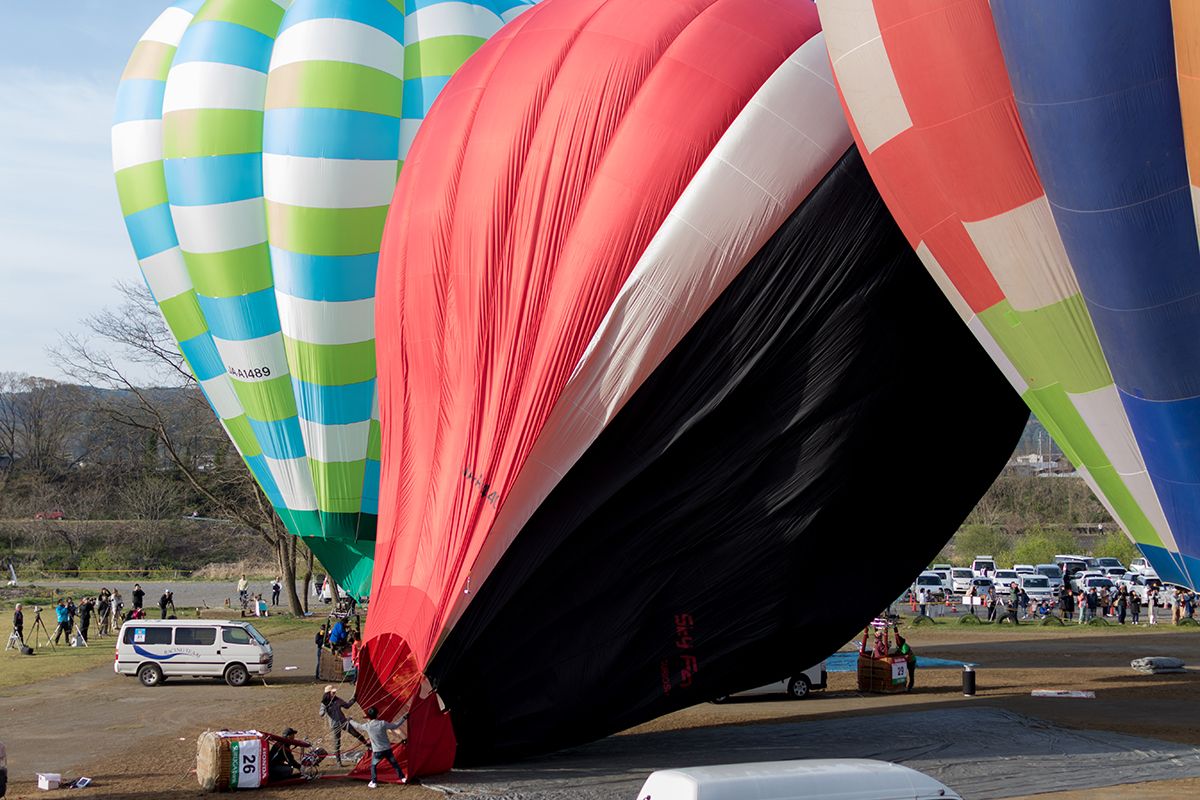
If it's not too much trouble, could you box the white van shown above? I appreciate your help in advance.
[115,619,272,687]
[636,759,962,800]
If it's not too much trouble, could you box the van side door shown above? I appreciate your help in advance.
[174,625,220,676]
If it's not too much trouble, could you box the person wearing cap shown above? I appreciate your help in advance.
[349,706,410,787]
[158,589,175,620]
[321,685,368,765]
[268,727,302,782]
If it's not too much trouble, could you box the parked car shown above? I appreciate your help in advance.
[1101,566,1128,582]
[1094,557,1126,571]
[1080,576,1116,594]
[1012,564,1036,575]
[1071,570,1104,591]
[930,563,952,573]
[968,577,995,598]
[1019,574,1055,602]
[1128,557,1151,575]
[950,567,975,594]
[33,510,65,521]
[929,568,953,590]
[971,556,997,577]
[1054,555,1090,580]
[912,572,947,602]
[712,661,827,702]
[1035,563,1065,589]
[992,569,1022,588]
[115,619,272,687]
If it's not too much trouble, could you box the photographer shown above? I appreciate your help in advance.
[78,598,93,643]
[53,600,70,645]
[11,604,23,647]
[158,590,175,620]
[130,583,145,613]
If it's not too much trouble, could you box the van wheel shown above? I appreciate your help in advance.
[225,663,249,687]
[787,676,811,699]
[137,664,163,687]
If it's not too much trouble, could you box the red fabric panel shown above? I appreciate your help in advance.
[366,0,821,766]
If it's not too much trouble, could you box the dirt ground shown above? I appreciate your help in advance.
[6,620,1200,799]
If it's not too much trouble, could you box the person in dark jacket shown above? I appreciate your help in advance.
[131,583,145,611]
[158,590,175,619]
[271,577,282,606]
[11,604,23,646]
[314,624,327,680]
[321,686,368,765]
[268,727,302,782]
[1131,591,1143,625]
[77,598,93,642]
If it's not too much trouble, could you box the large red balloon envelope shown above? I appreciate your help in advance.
[356,0,1026,774]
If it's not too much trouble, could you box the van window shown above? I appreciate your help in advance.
[223,627,252,645]
[123,626,171,645]
[175,627,216,646]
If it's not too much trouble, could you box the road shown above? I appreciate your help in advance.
[0,632,318,783]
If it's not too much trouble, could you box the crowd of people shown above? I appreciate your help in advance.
[914,580,1200,625]
[233,574,285,617]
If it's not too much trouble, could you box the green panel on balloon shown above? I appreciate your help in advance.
[979,297,1109,394]
[158,291,208,343]
[192,0,286,37]
[283,337,377,386]
[115,162,167,216]
[307,537,375,600]
[265,62,404,116]
[265,202,391,257]
[310,459,369,514]
[186,244,275,298]
[163,109,264,159]
[404,36,487,78]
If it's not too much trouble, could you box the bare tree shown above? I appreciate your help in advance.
[52,281,312,615]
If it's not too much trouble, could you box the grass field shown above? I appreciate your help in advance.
[0,611,316,693]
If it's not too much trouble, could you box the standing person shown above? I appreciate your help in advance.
[271,577,282,607]
[314,623,327,680]
[12,603,24,646]
[349,706,410,787]
[237,574,249,608]
[1172,589,1183,624]
[1060,585,1074,621]
[111,589,124,625]
[53,600,71,644]
[986,587,997,622]
[77,598,93,642]
[1131,591,1142,625]
[131,583,145,613]
[159,590,175,619]
[1086,588,1099,622]
[1149,588,1158,625]
[95,592,110,637]
[320,686,369,765]
[66,598,77,634]
[1116,587,1128,624]
[895,632,916,691]
[966,585,978,617]
[1077,589,1087,624]
[915,587,927,618]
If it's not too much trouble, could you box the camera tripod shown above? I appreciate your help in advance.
[31,608,56,650]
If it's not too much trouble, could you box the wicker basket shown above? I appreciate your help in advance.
[857,655,909,693]
[196,731,266,792]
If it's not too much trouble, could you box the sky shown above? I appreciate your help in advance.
[0,2,168,379]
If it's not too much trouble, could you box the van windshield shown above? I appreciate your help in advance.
[242,624,268,646]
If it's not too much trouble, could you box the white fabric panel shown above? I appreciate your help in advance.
[213,332,291,378]
[963,196,1079,312]
[264,455,318,511]
[443,32,852,633]
[299,419,371,462]
[966,316,1029,395]
[817,0,911,153]
[171,198,266,254]
[270,18,404,77]
[143,7,195,46]
[201,374,244,420]
[399,119,421,161]
[140,246,193,302]
[162,62,268,114]
[262,153,398,209]
[915,242,973,324]
[112,119,163,171]
[406,3,503,42]
[276,294,376,346]
[1070,385,1145,477]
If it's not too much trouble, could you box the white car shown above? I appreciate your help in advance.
[912,572,947,602]
[712,661,827,702]
[1012,564,1036,575]
[972,556,997,577]
[950,568,975,594]
[1080,576,1116,594]
[1071,570,1104,591]
[1128,558,1151,575]
[992,569,1022,588]
[1100,566,1128,582]
[1019,574,1055,602]
[1035,563,1065,589]
[1093,557,1126,571]
[115,619,272,687]
[967,577,995,598]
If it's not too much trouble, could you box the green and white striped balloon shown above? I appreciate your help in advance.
[114,0,539,597]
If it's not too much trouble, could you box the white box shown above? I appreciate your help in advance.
[37,772,62,790]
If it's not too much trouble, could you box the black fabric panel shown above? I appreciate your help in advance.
[429,147,1028,764]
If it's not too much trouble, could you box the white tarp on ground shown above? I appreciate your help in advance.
[430,707,1200,800]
